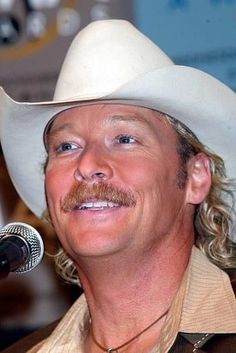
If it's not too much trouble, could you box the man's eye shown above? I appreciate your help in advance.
[57,142,78,152]
[116,135,137,144]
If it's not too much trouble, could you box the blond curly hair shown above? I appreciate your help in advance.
[167,115,236,269]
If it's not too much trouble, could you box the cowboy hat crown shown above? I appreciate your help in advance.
[54,19,173,101]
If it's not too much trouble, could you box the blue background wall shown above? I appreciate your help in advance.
[134,0,236,90]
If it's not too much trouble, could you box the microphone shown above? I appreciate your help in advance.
[0,222,44,279]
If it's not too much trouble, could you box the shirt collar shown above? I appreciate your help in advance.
[159,246,236,352]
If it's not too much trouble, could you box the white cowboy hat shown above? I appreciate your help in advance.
[0,19,235,218]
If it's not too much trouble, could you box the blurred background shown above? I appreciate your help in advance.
[0,0,235,350]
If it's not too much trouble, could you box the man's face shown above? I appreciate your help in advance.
[45,104,191,261]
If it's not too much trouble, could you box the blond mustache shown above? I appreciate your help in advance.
[61,182,136,212]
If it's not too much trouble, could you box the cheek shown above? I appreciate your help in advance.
[115,153,158,180]
[127,155,183,214]
[45,168,72,248]
[45,165,72,210]
[118,154,173,191]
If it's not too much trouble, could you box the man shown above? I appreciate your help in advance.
[0,20,236,353]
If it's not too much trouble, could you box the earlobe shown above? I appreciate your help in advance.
[186,153,212,205]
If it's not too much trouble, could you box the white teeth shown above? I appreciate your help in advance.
[79,201,119,210]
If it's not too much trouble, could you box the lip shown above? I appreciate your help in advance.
[69,204,127,219]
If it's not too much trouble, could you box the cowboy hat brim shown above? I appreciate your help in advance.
[0,64,236,218]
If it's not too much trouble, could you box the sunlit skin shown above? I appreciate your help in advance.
[46,105,189,259]
[45,104,211,353]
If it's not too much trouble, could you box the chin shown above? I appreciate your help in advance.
[67,231,127,259]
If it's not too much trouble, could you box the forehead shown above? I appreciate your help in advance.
[46,103,175,136]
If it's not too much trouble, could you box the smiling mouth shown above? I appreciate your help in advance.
[61,182,136,213]
[74,200,120,211]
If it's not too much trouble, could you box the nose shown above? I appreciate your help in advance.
[73,145,113,182]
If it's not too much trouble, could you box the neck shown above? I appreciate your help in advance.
[77,235,194,353]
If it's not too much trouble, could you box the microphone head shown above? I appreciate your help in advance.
[0,222,44,273]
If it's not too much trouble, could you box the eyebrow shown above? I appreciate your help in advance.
[47,122,74,138]
[45,122,75,150]
[106,114,154,128]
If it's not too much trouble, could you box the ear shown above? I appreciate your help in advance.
[185,153,212,205]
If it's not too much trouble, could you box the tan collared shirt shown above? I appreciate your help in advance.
[28,246,236,353]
